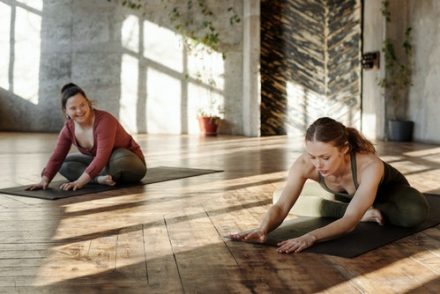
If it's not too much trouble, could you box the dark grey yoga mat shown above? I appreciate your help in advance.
[0,166,222,200]
[247,194,440,258]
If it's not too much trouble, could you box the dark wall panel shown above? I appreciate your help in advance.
[261,0,361,136]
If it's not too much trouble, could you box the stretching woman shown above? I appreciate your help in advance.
[231,117,429,253]
[27,83,146,191]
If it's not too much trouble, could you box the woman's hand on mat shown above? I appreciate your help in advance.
[26,176,50,191]
[59,174,90,191]
[59,181,84,191]
[277,233,317,254]
[229,229,267,243]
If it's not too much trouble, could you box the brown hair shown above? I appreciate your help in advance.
[60,83,92,111]
[305,117,375,153]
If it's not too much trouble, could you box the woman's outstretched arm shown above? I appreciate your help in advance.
[230,155,312,242]
[26,126,72,191]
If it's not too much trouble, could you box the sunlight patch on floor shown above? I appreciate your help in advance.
[325,250,440,293]
[403,147,440,157]
[165,171,287,194]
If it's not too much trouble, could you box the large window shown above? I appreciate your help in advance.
[0,0,42,104]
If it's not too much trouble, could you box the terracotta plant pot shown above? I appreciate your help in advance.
[198,116,219,136]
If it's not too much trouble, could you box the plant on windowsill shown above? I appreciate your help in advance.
[378,0,414,141]
[197,114,220,136]
[196,81,223,136]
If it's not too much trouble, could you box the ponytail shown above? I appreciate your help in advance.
[306,117,375,154]
[345,127,376,153]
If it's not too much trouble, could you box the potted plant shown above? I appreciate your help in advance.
[197,91,223,136]
[378,0,414,141]
[187,44,224,136]
[197,113,220,136]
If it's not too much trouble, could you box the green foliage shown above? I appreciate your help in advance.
[197,93,223,118]
[380,0,391,22]
[378,28,413,92]
[378,1,413,120]
[107,0,143,10]
[108,0,241,52]
[163,0,240,52]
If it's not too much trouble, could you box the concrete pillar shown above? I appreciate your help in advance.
[242,0,260,137]
[362,0,386,140]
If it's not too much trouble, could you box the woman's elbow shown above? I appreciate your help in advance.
[345,224,357,233]
[341,215,360,233]
[271,204,289,219]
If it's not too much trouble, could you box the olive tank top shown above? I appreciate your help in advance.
[319,152,409,198]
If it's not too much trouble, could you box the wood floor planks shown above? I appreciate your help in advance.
[115,225,147,280]
[143,219,184,293]
[0,133,440,293]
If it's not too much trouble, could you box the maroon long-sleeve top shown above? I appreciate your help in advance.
[42,109,145,182]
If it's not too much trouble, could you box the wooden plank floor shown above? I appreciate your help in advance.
[0,132,440,293]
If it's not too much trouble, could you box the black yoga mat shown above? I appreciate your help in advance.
[0,166,222,200]
[247,194,440,258]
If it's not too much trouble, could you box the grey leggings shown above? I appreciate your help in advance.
[59,148,147,184]
[273,181,429,228]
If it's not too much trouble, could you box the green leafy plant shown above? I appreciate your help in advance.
[378,0,413,120]
[166,0,240,51]
[192,59,224,119]
[197,88,223,119]
[107,0,143,10]
[108,0,240,53]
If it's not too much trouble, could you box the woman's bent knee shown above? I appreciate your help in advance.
[389,187,430,227]
[399,197,429,227]
[108,149,146,183]
[59,161,85,181]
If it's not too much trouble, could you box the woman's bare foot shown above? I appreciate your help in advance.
[361,207,384,225]
[95,175,116,186]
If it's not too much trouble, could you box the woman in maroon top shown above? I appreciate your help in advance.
[27,83,147,191]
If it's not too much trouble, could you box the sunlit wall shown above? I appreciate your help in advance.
[0,0,42,104]
[143,21,184,134]
[120,15,140,133]
[120,15,225,134]
[0,2,11,89]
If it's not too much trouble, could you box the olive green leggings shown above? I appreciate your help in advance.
[59,148,147,184]
[273,181,429,228]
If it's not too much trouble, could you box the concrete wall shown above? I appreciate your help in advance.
[408,0,440,142]
[363,0,440,143]
[0,0,245,135]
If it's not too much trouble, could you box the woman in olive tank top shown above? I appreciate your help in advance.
[230,117,429,254]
